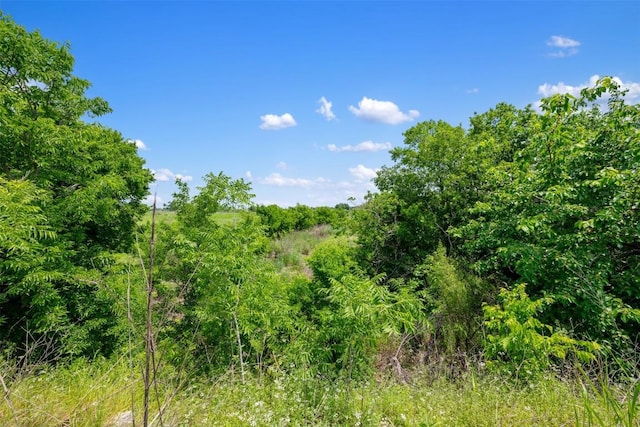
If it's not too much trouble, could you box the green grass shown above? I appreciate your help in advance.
[141,208,176,225]
[2,358,638,426]
[268,224,334,273]
[141,209,255,226]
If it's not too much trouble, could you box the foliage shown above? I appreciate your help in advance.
[458,78,640,352]
[155,177,388,379]
[0,177,132,363]
[255,203,347,237]
[154,173,300,373]
[417,244,488,356]
[0,178,63,351]
[351,192,414,278]
[354,76,639,359]
[2,12,639,421]
[483,284,600,380]
[0,15,152,360]
[254,204,297,236]
[296,236,424,378]
[0,14,152,262]
[353,108,536,280]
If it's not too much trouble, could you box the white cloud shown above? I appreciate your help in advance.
[259,173,318,188]
[255,171,378,207]
[546,35,580,58]
[143,194,163,206]
[128,139,148,150]
[538,75,640,103]
[316,96,336,120]
[259,113,297,130]
[466,88,480,94]
[151,168,193,182]
[349,164,378,181]
[245,170,253,179]
[276,161,287,170]
[547,35,580,48]
[349,97,419,124]
[328,141,392,152]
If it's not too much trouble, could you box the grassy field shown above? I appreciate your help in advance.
[140,209,256,226]
[2,357,638,426]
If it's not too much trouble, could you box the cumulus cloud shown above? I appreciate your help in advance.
[276,161,287,170]
[143,194,163,206]
[546,35,580,58]
[245,170,253,179]
[259,173,320,188]
[466,88,480,94]
[259,173,354,189]
[349,97,419,124]
[255,171,377,207]
[151,168,193,182]
[316,96,336,121]
[538,75,640,103]
[349,164,378,181]
[328,141,392,152]
[259,113,297,130]
[128,139,148,150]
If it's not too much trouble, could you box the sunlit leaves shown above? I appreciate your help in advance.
[0,15,152,360]
[483,284,600,380]
[459,77,640,351]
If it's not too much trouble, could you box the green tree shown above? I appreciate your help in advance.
[255,204,296,236]
[158,173,299,373]
[0,179,63,354]
[0,15,153,360]
[0,14,152,262]
[291,204,317,230]
[457,78,640,352]
[483,284,600,380]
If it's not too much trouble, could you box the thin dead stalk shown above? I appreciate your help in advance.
[0,369,19,427]
[144,196,158,427]
[127,262,137,427]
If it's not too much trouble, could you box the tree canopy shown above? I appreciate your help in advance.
[0,14,152,360]
[355,77,640,356]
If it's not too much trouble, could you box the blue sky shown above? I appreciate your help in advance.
[2,1,639,207]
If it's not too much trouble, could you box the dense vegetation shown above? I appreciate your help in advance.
[1,14,638,426]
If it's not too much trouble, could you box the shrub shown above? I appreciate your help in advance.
[483,283,600,380]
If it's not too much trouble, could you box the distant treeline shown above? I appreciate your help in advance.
[252,203,350,236]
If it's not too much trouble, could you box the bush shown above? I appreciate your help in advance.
[483,284,600,380]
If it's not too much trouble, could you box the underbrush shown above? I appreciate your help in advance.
[268,224,334,273]
[2,357,638,426]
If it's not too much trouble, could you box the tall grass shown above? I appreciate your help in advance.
[3,358,637,426]
[0,357,142,426]
[268,224,334,273]
[574,367,640,427]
